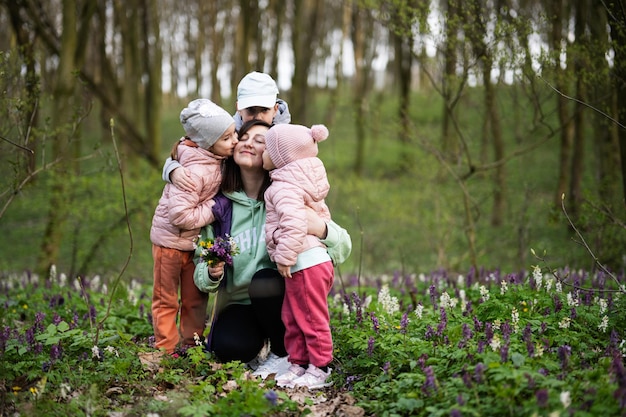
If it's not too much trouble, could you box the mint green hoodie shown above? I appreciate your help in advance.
[194,190,274,308]
[193,190,352,310]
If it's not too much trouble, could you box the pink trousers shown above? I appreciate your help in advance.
[282,261,334,367]
[152,245,208,353]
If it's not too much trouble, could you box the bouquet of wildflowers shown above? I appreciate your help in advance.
[195,234,239,266]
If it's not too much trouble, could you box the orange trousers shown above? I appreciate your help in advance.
[152,245,208,353]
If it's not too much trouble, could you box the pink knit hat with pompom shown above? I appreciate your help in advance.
[265,124,329,169]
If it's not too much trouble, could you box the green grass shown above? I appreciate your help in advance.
[0,85,619,281]
[1,264,624,415]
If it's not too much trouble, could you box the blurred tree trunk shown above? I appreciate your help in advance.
[324,2,350,128]
[550,0,574,209]
[350,2,374,176]
[606,0,626,207]
[441,0,460,163]
[207,1,225,103]
[115,0,143,156]
[591,4,621,208]
[567,1,588,217]
[267,0,283,77]
[392,21,413,169]
[38,0,95,276]
[142,0,162,161]
[465,0,505,227]
[290,0,324,125]
[234,0,260,93]
[6,2,39,175]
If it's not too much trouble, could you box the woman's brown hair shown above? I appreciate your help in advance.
[220,119,272,201]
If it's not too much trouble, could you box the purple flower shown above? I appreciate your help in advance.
[485,322,493,343]
[450,409,462,417]
[436,307,447,337]
[473,316,483,332]
[569,307,577,320]
[367,336,375,357]
[474,363,486,383]
[429,285,438,310]
[50,342,63,362]
[422,366,437,395]
[371,313,380,334]
[500,343,509,363]
[400,312,409,334]
[264,389,278,406]
[382,361,390,374]
[536,389,549,407]
[558,345,571,370]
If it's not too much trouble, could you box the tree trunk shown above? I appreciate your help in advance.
[37,0,80,276]
[606,0,626,207]
[290,0,323,125]
[567,1,587,218]
[551,0,574,209]
[142,0,162,162]
[441,0,459,163]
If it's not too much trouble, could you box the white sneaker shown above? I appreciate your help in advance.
[252,353,290,379]
[292,365,333,389]
[275,363,307,388]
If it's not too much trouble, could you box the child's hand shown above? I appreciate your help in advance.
[277,263,292,279]
[171,167,195,192]
[208,261,225,280]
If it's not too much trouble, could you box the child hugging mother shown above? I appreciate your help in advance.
[158,71,351,388]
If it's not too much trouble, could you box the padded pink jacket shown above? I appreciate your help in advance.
[264,157,331,266]
[150,140,223,251]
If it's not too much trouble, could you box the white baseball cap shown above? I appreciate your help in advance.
[237,72,279,110]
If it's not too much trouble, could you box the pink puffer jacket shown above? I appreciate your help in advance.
[150,141,224,251]
[264,157,331,266]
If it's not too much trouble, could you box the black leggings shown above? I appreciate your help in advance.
[209,268,287,363]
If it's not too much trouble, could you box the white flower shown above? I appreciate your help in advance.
[560,391,571,408]
[378,285,399,315]
[490,334,501,351]
[511,307,519,333]
[535,343,544,357]
[49,264,57,282]
[414,304,424,320]
[479,285,490,301]
[598,298,607,315]
[440,291,452,309]
[500,280,508,295]
[555,281,562,293]
[566,292,579,307]
[545,277,553,292]
[92,345,101,359]
[104,346,119,357]
[59,383,72,400]
[532,265,542,290]
[558,317,571,329]
[598,315,609,333]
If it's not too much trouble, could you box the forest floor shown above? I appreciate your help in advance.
[138,351,366,417]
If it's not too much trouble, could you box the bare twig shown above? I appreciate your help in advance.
[94,118,134,345]
[559,194,622,288]
[538,75,626,131]
[0,135,34,153]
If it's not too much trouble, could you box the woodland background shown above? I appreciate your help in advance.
[0,0,625,281]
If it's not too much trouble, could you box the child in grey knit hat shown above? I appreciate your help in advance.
[149,98,237,355]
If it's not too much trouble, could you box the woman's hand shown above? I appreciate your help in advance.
[277,263,292,279]
[208,261,225,281]
[171,167,195,192]
[305,207,328,239]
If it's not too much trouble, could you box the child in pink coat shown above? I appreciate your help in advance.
[150,99,237,354]
[261,124,334,389]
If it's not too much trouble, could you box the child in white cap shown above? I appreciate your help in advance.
[261,123,335,389]
[163,71,291,187]
[150,98,237,354]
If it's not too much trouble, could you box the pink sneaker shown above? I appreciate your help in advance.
[275,363,306,388]
[292,365,333,389]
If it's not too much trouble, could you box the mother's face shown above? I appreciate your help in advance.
[233,124,269,169]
